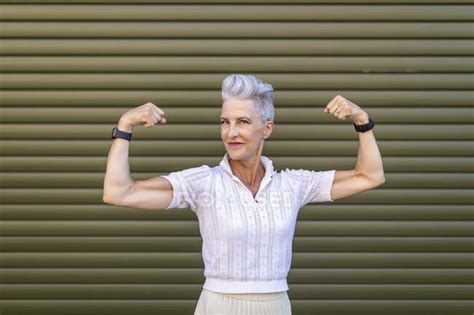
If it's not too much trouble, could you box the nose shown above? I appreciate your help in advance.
[228,123,239,137]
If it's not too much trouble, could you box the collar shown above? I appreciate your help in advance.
[218,152,277,181]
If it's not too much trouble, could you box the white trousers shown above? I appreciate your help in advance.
[194,288,292,315]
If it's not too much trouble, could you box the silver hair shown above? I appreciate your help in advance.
[221,74,275,124]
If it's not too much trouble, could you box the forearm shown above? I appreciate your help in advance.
[103,120,134,202]
[353,115,385,184]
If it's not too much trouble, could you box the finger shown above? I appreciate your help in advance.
[328,99,344,115]
[150,110,161,123]
[155,114,166,124]
[152,107,166,123]
[155,107,165,116]
[324,95,342,114]
[155,115,165,124]
[141,117,151,128]
[150,111,166,125]
[332,103,345,116]
[334,106,348,119]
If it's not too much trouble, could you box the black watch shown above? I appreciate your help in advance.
[111,127,132,141]
[353,118,375,132]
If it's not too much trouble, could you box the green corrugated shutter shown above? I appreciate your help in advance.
[1,1,473,314]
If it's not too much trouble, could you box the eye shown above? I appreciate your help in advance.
[220,120,228,124]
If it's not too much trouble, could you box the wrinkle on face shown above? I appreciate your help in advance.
[220,98,274,190]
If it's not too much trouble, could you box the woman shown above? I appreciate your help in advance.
[103,74,385,314]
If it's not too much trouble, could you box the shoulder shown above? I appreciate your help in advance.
[279,168,334,184]
[279,168,312,180]
[163,165,212,197]
[170,165,212,181]
[173,164,211,176]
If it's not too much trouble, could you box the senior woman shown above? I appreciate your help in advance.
[103,74,385,314]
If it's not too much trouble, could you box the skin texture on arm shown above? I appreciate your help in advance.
[323,95,385,201]
[102,130,134,204]
[103,102,173,210]
[118,176,174,210]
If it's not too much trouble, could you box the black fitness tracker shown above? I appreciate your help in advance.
[111,127,132,141]
[353,118,375,133]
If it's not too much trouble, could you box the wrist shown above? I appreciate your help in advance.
[118,119,133,133]
[353,114,369,125]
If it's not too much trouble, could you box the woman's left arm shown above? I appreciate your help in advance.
[323,95,385,201]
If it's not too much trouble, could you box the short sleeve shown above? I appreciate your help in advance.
[161,165,211,211]
[285,169,335,207]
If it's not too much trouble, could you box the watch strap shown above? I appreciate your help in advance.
[353,118,375,133]
[111,127,132,141]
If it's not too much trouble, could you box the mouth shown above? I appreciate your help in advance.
[228,142,244,148]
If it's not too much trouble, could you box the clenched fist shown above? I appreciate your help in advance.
[118,102,167,131]
[323,95,368,123]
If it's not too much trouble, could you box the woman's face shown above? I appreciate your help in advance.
[220,98,274,161]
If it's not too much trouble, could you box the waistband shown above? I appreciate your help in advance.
[202,288,288,301]
[204,277,289,294]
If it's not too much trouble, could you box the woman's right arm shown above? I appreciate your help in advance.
[102,102,173,210]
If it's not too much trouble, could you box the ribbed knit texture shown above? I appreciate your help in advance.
[194,288,291,314]
[163,153,335,293]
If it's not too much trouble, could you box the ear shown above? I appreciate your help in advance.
[263,121,274,139]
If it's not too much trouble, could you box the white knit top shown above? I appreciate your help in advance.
[163,153,335,293]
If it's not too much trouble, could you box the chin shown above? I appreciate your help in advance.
[226,151,239,160]
[227,149,253,161]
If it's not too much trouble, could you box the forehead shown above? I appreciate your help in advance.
[221,99,258,119]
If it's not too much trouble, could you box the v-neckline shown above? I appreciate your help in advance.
[219,153,277,202]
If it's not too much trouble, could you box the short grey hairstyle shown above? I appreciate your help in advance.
[221,74,275,124]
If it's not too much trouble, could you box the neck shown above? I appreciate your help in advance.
[229,155,265,187]
[228,142,266,187]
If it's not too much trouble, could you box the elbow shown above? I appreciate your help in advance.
[103,192,120,205]
[102,182,134,206]
[357,170,385,187]
[361,172,385,188]
[103,194,113,204]
[378,177,386,186]
[372,174,386,187]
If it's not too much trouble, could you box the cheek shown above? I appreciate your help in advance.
[248,130,263,144]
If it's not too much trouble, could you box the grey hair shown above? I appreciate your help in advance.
[221,74,275,124]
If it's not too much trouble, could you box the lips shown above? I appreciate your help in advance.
[228,142,244,148]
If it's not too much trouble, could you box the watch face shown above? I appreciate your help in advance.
[112,128,121,138]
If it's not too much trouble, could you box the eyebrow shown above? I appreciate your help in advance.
[220,116,251,120]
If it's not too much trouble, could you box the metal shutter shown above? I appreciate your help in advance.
[0,1,473,314]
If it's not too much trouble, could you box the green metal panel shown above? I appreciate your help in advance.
[1,39,473,55]
[3,22,474,38]
[1,56,474,72]
[1,124,473,140]
[0,1,473,315]
[2,73,474,89]
[1,90,472,106]
[1,5,473,21]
